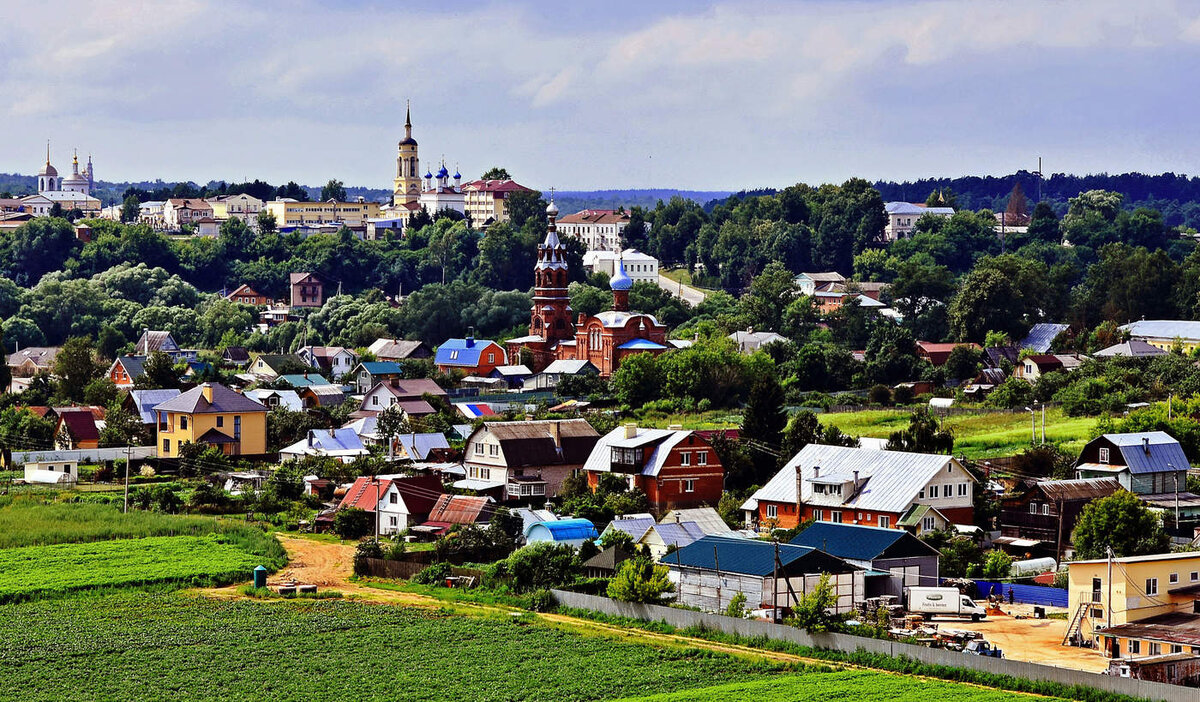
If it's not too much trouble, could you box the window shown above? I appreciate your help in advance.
[922,516,936,531]
[1042,504,1051,515]
[479,468,490,480]
[1146,578,1159,596]
[832,511,843,523]
[943,484,953,498]
[680,452,691,466]
[683,479,695,493]
[958,483,968,496]
[180,416,189,430]
[449,350,459,360]
[1172,645,1183,654]
[766,504,778,519]
[1130,640,1141,654]
[488,353,495,363]
[918,488,925,499]
[475,443,484,455]
[813,509,824,521]
[879,516,890,528]
[372,396,379,406]
[216,416,224,428]
[389,493,398,504]
[1030,503,1039,514]
[1192,571,1198,582]
[1099,447,1110,464]
[1093,577,1103,603]
[1150,643,1162,656]
[489,444,498,457]
[1170,572,1180,584]
[697,451,708,466]
[1092,608,1104,619]
[234,416,241,438]
[389,516,398,527]
[162,439,170,452]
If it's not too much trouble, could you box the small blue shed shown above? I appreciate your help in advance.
[524,518,599,549]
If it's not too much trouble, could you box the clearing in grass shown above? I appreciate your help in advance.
[0,497,228,549]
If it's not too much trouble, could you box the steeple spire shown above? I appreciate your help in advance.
[46,140,50,166]
[404,100,412,139]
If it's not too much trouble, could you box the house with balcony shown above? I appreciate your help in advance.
[741,444,976,531]
[297,345,358,381]
[459,419,599,502]
[581,424,725,515]
[153,382,268,458]
[999,478,1121,560]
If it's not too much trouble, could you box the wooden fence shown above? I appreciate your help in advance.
[360,558,483,582]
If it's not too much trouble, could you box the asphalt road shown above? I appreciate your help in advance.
[657,273,708,306]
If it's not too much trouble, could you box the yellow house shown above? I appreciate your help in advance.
[1121,320,1200,354]
[265,199,382,228]
[153,382,269,457]
[1067,551,1200,657]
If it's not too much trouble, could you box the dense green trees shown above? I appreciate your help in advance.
[1073,490,1171,559]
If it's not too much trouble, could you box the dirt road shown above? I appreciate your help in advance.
[925,604,1108,673]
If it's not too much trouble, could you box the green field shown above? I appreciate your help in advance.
[660,267,718,291]
[822,408,1098,459]
[619,670,1064,701]
[0,534,276,601]
[0,499,227,548]
[0,592,1047,702]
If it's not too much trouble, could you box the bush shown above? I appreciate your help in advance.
[93,464,115,483]
[868,384,892,406]
[411,562,452,586]
[528,589,557,612]
[891,385,914,405]
[505,542,580,593]
[607,556,674,603]
[333,507,372,540]
[353,539,384,576]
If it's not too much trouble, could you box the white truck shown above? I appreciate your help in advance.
[904,587,987,621]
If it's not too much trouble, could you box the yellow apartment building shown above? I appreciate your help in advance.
[153,382,269,457]
[265,199,382,228]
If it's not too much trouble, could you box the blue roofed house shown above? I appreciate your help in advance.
[351,361,404,394]
[435,336,507,377]
[278,373,329,389]
[1075,432,1191,496]
[1121,319,1200,354]
[789,522,940,600]
[524,518,598,549]
[124,388,182,427]
[280,427,370,463]
[1019,323,1069,353]
[488,364,533,389]
[665,535,863,615]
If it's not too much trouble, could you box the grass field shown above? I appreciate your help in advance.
[0,534,279,602]
[618,670,1065,701]
[660,267,719,291]
[0,499,228,549]
[0,592,1046,702]
[822,408,1098,459]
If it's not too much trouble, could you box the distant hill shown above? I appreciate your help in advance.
[552,189,732,214]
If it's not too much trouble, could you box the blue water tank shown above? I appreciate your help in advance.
[253,565,268,589]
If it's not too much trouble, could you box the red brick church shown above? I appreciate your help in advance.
[507,200,669,376]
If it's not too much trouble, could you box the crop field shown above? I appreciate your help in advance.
[0,498,227,549]
[619,670,1065,701]
[0,534,277,601]
[822,408,1097,458]
[0,592,1049,702]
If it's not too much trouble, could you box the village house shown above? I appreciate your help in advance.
[435,336,507,377]
[557,208,632,252]
[297,345,358,380]
[297,384,346,409]
[125,389,182,429]
[249,354,308,379]
[358,378,444,418]
[224,284,271,306]
[460,419,599,501]
[351,361,405,394]
[54,406,103,450]
[134,330,196,361]
[667,535,864,615]
[107,355,146,389]
[882,201,954,241]
[419,494,496,535]
[1121,320,1200,354]
[277,373,329,389]
[338,474,444,536]
[1074,432,1191,495]
[221,346,252,367]
[245,388,303,412]
[162,198,213,230]
[206,193,264,225]
[280,428,368,463]
[660,507,734,536]
[6,346,59,378]
[289,272,325,308]
[367,338,433,362]
[1068,551,1200,662]
[638,521,707,559]
[153,383,268,458]
[581,424,725,515]
[742,444,976,531]
[789,522,941,600]
[728,330,789,354]
[999,478,1121,560]
[915,341,982,367]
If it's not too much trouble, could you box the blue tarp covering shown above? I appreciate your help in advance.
[972,581,1068,607]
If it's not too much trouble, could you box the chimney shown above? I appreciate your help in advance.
[624,423,637,439]
[466,327,475,347]
[1143,437,1151,455]
[201,383,214,403]
[813,465,820,478]
[853,470,859,488]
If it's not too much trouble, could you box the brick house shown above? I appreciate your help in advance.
[289,272,324,308]
[581,424,725,515]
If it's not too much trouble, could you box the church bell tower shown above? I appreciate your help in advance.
[393,102,421,207]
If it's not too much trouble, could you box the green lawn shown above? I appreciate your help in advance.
[660,267,718,291]
[822,408,1097,459]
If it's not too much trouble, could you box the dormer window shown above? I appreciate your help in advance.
[1098,447,1110,464]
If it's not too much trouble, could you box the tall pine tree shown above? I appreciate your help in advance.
[740,371,787,485]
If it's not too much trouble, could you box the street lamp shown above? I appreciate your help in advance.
[1170,464,1181,531]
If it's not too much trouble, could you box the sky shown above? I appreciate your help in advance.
[3,0,1200,192]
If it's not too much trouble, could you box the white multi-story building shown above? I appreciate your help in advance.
[583,249,658,284]
[883,202,954,241]
[557,209,634,252]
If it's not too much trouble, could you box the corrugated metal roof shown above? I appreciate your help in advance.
[789,522,937,562]
[1035,477,1122,502]
[748,444,968,515]
[1122,320,1200,342]
[396,432,450,460]
[128,389,181,424]
[660,508,732,536]
[542,359,598,375]
[358,361,403,375]
[1098,432,1191,473]
[436,339,504,367]
[279,374,327,387]
[1018,323,1069,353]
[583,426,698,477]
[427,494,495,525]
[647,522,705,549]
[666,535,855,577]
[1094,340,1167,357]
[604,517,655,541]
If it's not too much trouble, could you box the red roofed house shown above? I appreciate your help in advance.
[582,424,725,515]
[338,474,445,535]
[54,406,104,449]
[225,284,271,306]
[461,179,534,226]
[422,494,496,533]
[916,341,982,367]
[359,378,447,419]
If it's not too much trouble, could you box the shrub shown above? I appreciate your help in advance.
[528,589,557,612]
[725,592,747,618]
[505,542,580,593]
[607,556,674,604]
[891,385,914,405]
[353,539,384,576]
[868,384,892,406]
[333,507,372,540]
[412,562,452,586]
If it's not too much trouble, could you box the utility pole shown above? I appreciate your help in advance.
[1106,545,1114,632]
[123,443,132,514]
[1041,403,1046,444]
[772,538,780,623]
[374,474,381,541]
[713,545,722,612]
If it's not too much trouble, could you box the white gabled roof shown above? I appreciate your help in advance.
[748,444,971,515]
[583,426,693,477]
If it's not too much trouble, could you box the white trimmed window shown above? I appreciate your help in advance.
[766,504,778,519]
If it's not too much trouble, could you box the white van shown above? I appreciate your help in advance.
[905,587,987,621]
